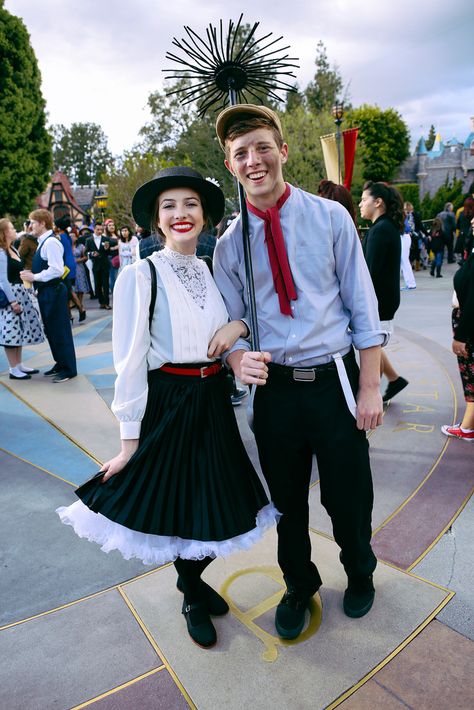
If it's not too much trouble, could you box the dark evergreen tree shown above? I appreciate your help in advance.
[305,41,344,113]
[0,3,52,216]
[425,124,436,151]
[51,122,113,185]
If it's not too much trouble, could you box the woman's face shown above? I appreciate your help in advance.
[359,190,382,222]
[4,221,16,243]
[106,222,116,234]
[157,188,205,254]
[121,227,130,239]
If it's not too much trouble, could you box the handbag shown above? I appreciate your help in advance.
[0,288,10,308]
[111,255,120,269]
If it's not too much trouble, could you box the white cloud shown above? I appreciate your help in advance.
[5,0,474,155]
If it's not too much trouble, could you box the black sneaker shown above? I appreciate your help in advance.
[44,366,60,376]
[275,588,310,639]
[176,577,229,616]
[382,376,408,402]
[343,575,375,618]
[182,599,216,648]
[231,387,247,406]
[52,373,76,383]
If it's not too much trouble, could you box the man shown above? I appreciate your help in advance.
[85,222,111,309]
[437,202,456,264]
[55,216,86,322]
[213,105,385,640]
[20,209,77,383]
[360,182,408,403]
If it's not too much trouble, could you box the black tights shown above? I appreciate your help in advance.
[174,556,214,603]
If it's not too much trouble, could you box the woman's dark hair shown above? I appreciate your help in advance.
[363,181,404,231]
[317,179,358,227]
[431,217,443,233]
[463,196,474,219]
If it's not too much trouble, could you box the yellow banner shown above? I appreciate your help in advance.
[320,133,341,184]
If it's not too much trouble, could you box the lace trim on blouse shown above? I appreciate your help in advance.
[158,246,207,309]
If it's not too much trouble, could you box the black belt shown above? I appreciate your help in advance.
[35,278,61,290]
[268,350,353,382]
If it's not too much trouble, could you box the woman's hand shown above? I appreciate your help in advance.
[207,320,248,358]
[10,301,22,315]
[101,439,139,482]
[452,339,468,358]
[239,351,272,386]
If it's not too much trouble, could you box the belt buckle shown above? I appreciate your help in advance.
[200,366,208,378]
[293,368,315,382]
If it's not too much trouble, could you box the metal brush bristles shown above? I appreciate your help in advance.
[163,14,299,115]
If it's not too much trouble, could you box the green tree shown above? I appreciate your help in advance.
[346,105,410,182]
[0,3,52,216]
[305,40,344,113]
[107,151,172,228]
[395,183,420,211]
[51,122,113,185]
[425,124,436,151]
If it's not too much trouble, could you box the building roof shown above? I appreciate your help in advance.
[417,136,428,155]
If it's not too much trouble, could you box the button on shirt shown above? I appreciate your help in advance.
[213,186,387,367]
[33,231,64,282]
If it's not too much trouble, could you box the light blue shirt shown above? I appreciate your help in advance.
[214,185,386,367]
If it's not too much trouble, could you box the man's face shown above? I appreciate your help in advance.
[224,127,288,208]
[29,219,47,237]
[94,225,104,236]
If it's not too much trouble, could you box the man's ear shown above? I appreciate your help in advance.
[280,143,289,165]
[224,158,235,176]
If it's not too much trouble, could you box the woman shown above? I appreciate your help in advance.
[442,218,474,441]
[428,217,446,278]
[359,181,409,402]
[104,219,120,293]
[57,167,277,648]
[117,225,138,271]
[317,179,358,228]
[71,230,88,321]
[0,218,44,378]
[456,197,474,262]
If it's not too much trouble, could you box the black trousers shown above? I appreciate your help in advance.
[253,351,377,596]
[93,266,109,306]
[37,283,77,377]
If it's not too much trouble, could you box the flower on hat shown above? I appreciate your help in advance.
[206,177,220,187]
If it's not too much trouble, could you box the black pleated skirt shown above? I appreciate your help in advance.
[58,366,276,564]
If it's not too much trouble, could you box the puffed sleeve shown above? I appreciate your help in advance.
[0,250,16,303]
[111,262,152,439]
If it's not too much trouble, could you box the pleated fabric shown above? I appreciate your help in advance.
[58,367,278,564]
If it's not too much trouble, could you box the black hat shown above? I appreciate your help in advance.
[79,225,92,233]
[132,166,225,230]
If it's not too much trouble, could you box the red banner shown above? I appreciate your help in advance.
[343,128,358,190]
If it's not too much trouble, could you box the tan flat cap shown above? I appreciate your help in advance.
[215,103,283,151]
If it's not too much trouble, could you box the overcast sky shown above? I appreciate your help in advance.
[5,0,474,156]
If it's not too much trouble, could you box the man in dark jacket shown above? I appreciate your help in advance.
[437,202,456,263]
[85,222,112,309]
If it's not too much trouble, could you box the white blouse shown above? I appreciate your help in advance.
[111,247,229,439]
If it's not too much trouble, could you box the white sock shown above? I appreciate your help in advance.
[19,363,35,373]
[10,366,28,377]
[460,426,474,433]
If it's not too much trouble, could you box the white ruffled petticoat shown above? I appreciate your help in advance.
[56,500,279,566]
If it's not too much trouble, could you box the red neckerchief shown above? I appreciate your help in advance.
[246,184,297,316]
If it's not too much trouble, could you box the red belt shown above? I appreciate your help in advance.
[160,363,222,378]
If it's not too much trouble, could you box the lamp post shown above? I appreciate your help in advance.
[332,103,345,184]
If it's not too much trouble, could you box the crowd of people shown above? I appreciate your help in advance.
[1,105,473,650]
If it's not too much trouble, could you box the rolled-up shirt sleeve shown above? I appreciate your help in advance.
[332,209,388,350]
[214,238,252,360]
[111,263,151,439]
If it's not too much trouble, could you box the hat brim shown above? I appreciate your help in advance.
[132,175,225,231]
[215,103,283,151]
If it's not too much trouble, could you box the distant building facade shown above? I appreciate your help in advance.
[395,116,474,197]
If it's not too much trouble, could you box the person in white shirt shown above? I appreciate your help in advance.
[57,167,277,649]
[20,209,77,383]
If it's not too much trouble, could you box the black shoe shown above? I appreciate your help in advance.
[231,387,247,406]
[436,273,443,278]
[44,366,60,376]
[79,310,87,322]
[343,575,375,618]
[275,588,310,640]
[20,367,39,374]
[182,599,216,648]
[9,372,31,380]
[176,577,229,616]
[382,376,408,402]
[52,373,76,383]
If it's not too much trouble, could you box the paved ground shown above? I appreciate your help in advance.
[0,263,472,709]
